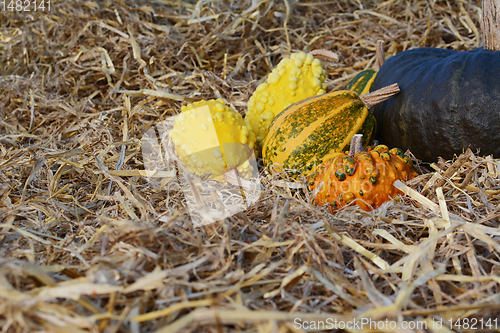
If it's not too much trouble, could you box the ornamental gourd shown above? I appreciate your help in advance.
[343,68,378,147]
[344,69,377,95]
[169,99,256,180]
[261,84,399,178]
[245,52,327,148]
[370,2,500,162]
[309,134,417,212]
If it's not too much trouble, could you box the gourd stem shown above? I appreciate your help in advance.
[360,83,400,109]
[482,0,500,50]
[309,49,340,62]
[348,134,364,157]
[374,40,385,71]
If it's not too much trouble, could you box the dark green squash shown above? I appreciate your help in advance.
[371,1,500,162]
[371,47,500,162]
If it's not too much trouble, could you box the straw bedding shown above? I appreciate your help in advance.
[1,1,500,332]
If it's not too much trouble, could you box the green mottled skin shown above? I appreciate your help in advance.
[263,90,368,177]
[344,69,377,95]
[343,69,378,147]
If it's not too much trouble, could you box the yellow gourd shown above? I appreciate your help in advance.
[169,99,256,180]
[245,52,327,147]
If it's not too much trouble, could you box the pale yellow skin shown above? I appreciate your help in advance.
[169,99,256,180]
[246,52,327,147]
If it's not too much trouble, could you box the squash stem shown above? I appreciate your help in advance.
[374,40,386,71]
[348,134,364,157]
[360,83,400,109]
[482,0,500,50]
[309,49,340,62]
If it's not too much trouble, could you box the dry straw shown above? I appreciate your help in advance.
[1,0,499,332]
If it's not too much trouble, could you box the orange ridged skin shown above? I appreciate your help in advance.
[309,145,417,212]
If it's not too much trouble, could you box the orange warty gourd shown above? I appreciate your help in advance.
[309,134,417,212]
